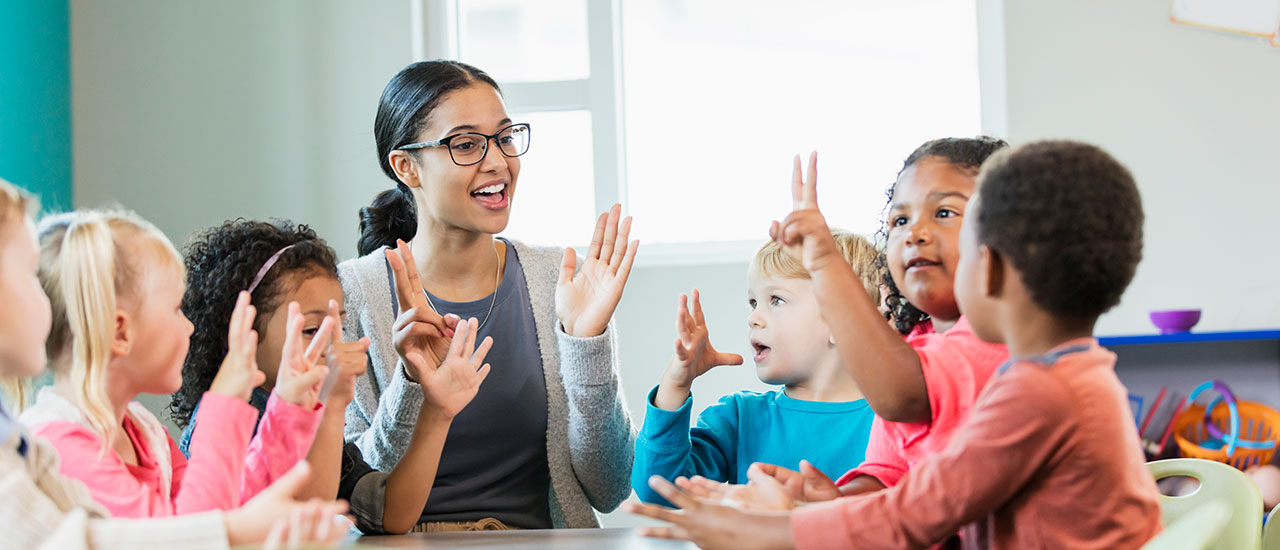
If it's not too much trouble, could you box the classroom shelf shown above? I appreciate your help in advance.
[1098,330,1280,347]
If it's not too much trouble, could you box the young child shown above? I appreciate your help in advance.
[631,230,880,506]
[0,178,348,548]
[174,219,493,534]
[628,140,1163,550]
[19,208,334,518]
[757,138,1015,503]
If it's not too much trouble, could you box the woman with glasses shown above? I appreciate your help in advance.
[338,60,638,533]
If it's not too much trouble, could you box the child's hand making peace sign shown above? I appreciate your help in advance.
[770,152,843,275]
[273,302,336,408]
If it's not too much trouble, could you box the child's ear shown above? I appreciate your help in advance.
[111,310,132,357]
[982,245,1005,298]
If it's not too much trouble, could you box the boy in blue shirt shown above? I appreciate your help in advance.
[632,230,880,505]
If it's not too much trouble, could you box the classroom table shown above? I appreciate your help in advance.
[256,528,697,549]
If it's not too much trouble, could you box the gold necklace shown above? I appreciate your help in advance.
[423,240,501,330]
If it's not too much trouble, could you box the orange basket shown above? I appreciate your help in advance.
[1172,399,1280,469]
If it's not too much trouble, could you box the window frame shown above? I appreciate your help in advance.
[414,0,1003,266]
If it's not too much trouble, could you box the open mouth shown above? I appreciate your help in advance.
[470,182,509,210]
[751,340,772,362]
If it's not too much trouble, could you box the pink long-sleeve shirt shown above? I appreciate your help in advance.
[836,317,1008,488]
[794,339,1162,550]
[21,389,319,518]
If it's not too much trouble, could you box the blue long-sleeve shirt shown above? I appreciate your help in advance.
[632,385,876,505]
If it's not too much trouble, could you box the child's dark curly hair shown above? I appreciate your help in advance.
[974,140,1143,318]
[874,136,1009,334]
[169,219,339,427]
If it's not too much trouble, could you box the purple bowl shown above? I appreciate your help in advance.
[1149,309,1201,334]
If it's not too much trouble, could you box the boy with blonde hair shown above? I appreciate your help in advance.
[632,229,880,505]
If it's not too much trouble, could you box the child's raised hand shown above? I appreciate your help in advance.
[406,317,493,420]
[210,291,267,401]
[770,151,842,274]
[654,289,744,411]
[274,302,335,409]
[386,239,460,383]
[321,299,370,409]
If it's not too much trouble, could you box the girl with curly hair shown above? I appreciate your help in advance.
[173,219,489,534]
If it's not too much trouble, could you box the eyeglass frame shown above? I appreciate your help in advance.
[396,122,532,167]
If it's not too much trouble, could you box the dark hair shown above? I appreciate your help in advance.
[169,219,339,428]
[974,140,1143,318]
[874,136,1010,334]
[357,60,502,256]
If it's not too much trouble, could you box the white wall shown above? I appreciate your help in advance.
[990,0,1280,335]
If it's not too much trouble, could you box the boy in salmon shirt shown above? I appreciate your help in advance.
[626,140,1163,550]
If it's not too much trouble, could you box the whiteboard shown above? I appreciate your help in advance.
[1171,0,1280,38]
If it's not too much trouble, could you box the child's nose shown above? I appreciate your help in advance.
[906,218,932,245]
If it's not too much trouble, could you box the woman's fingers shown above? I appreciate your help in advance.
[474,363,492,386]
[609,215,632,270]
[598,204,621,262]
[464,317,478,355]
[558,247,577,286]
[586,210,608,260]
[446,316,470,358]
[385,247,416,313]
[471,336,494,366]
[614,239,639,285]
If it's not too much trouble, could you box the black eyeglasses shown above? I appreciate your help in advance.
[397,123,532,167]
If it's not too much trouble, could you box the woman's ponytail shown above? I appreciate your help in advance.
[357,184,417,256]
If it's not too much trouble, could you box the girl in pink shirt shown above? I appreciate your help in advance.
[19,209,335,518]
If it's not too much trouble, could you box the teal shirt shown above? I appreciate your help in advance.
[632,385,876,505]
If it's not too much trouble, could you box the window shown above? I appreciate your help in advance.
[418,0,981,257]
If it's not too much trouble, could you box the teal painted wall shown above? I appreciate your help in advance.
[0,0,71,211]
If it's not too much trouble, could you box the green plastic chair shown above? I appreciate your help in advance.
[1142,499,1231,550]
[1148,458,1263,550]
[1262,506,1280,550]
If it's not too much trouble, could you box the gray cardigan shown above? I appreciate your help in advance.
[339,240,635,529]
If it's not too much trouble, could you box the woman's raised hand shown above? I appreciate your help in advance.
[555,203,639,338]
[406,316,493,420]
[386,239,460,383]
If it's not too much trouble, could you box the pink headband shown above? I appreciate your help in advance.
[247,244,297,294]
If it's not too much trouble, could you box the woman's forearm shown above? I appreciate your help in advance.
[381,406,452,534]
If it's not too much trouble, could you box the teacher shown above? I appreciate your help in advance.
[339,60,637,532]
